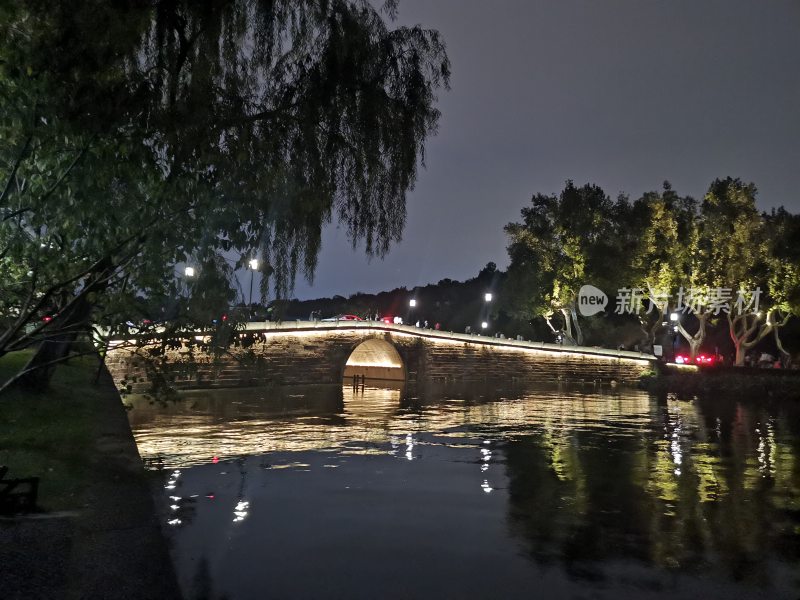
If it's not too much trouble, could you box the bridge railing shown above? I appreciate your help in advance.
[239,320,657,364]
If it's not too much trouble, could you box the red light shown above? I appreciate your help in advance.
[212,456,219,464]
[42,315,53,323]
[221,314,228,322]
[675,355,687,364]
[206,493,215,500]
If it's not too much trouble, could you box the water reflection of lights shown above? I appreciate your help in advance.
[405,433,415,461]
[389,435,400,456]
[165,469,181,490]
[481,440,492,473]
[671,431,682,476]
[756,420,776,478]
[233,500,250,523]
[130,386,654,469]
[481,480,493,493]
[480,446,492,473]
[666,401,686,477]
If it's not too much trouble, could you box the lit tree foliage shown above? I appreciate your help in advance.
[503,177,800,360]
[503,181,626,345]
[765,209,800,363]
[688,178,800,365]
[625,182,697,350]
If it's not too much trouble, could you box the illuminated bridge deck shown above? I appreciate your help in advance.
[106,321,657,392]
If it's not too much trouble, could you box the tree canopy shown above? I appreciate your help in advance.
[0,0,449,385]
[503,181,628,345]
[503,178,800,361]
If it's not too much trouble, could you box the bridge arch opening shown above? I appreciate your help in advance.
[343,338,406,382]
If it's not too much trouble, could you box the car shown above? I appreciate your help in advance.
[320,314,363,322]
[674,353,715,365]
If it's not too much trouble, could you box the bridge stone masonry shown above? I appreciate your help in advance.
[104,321,656,394]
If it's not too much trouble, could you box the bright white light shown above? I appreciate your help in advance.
[249,258,259,270]
[184,266,195,277]
[484,293,493,302]
[405,433,414,461]
[481,321,488,329]
[670,312,679,322]
[409,299,417,307]
[233,500,250,522]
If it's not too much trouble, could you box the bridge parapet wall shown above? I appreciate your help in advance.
[105,323,654,393]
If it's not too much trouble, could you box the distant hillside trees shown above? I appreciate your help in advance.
[277,262,504,333]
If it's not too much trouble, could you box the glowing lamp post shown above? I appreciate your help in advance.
[409,299,417,308]
[670,312,679,361]
[480,293,493,332]
[184,266,195,278]
[248,259,259,315]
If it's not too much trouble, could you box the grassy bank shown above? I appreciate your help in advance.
[0,352,106,511]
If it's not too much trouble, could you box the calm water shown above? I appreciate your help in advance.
[127,382,800,600]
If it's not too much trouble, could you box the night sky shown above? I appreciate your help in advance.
[292,0,800,299]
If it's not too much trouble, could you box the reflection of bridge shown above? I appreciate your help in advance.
[106,321,655,393]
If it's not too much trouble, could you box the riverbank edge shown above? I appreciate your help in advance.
[65,363,182,599]
[1,358,182,600]
[643,365,800,401]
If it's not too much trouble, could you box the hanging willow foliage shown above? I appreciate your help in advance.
[0,0,449,381]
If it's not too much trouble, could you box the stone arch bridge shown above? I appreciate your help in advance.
[105,321,655,393]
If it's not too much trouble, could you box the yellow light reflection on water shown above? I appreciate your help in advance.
[128,384,656,469]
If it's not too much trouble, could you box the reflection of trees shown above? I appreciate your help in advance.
[504,395,654,578]
[504,394,800,587]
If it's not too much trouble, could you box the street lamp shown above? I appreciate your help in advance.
[409,299,417,308]
[248,259,259,316]
[484,292,493,302]
[670,312,679,361]
[184,266,195,278]
[481,321,488,330]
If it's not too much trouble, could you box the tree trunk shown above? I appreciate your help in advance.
[734,341,746,366]
[15,260,113,391]
[728,311,778,367]
[559,308,578,345]
[569,304,584,346]
[774,326,791,367]
[560,308,573,341]
[677,312,708,360]
[16,295,93,391]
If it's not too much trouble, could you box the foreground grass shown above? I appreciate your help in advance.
[0,351,105,511]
